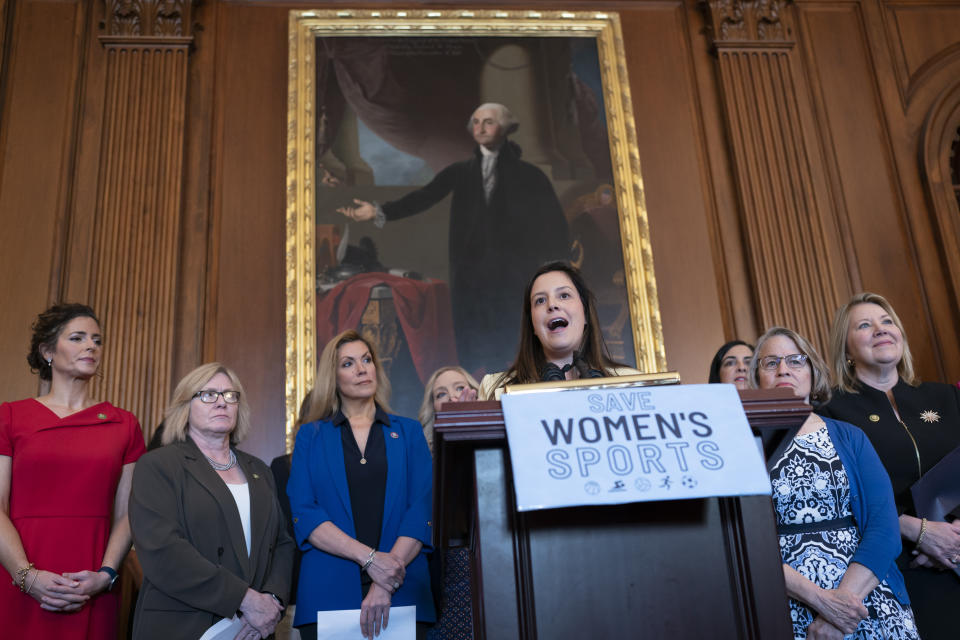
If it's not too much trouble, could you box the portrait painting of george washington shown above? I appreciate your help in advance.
[286,11,663,428]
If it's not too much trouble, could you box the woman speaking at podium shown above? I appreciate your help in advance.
[479,261,637,400]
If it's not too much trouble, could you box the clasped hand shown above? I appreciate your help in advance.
[913,519,960,569]
[813,587,867,634]
[238,589,284,638]
[806,616,845,640]
[360,583,392,640]
[366,551,405,594]
[29,568,111,612]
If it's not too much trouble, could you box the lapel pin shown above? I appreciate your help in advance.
[253,473,259,479]
[97,413,107,420]
[920,410,940,423]
[868,414,880,422]
[390,432,399,439]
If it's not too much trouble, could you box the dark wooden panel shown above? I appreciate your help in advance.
[0,0,83,403]
[800,4,949,382]
[620,5,728,381]
[211,3,291,462]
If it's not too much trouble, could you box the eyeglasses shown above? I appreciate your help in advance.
[758,354,808,371]
[193,390,241,404]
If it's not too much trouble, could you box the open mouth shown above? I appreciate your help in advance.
[548,318,568,331]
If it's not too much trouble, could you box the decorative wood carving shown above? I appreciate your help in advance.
[702,0,846,351]
[103,0,193,39]
[702,0,794,45]
[88,2,195,432]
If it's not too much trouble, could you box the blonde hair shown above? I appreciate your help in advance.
[829,292,917,393]
[418,366,480,433]
[304,330,392,423]
[163,362,251,445]
[749,327,833,407]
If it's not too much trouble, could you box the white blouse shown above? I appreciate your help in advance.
[225,482,251,556]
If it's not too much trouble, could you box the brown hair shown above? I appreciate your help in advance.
[303,330,392,423]
[163,362,251,445]
[749,326,833,407]
[493,261,625,388]
[829,292,917,393]
[28,303,101,381]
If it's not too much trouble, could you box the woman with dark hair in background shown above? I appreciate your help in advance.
[479,261,637,400]
[751,326,917,639]
[0,303,145,639]
[708,340,754,388]
[288,330,435,640]
[819,292,960,638]
[269,392,315,640]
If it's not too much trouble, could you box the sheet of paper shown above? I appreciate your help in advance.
[317,605,416,640]
[198,615,244,640]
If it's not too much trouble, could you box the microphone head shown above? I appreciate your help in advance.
[540,363,566,382]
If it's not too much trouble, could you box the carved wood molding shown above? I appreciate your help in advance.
[102,0,195,43]
[713,46,846,351]
[88,37,191,433]
[702,0,795,47]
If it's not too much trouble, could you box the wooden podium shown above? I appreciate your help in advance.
[433,388,807,639]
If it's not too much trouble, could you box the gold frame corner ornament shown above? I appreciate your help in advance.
[284,9,665,452]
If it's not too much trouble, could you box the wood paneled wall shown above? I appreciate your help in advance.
[1,0,959,462]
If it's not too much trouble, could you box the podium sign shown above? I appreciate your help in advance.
[501,383,771,511]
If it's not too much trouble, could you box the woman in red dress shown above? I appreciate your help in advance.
[0,303,146,638]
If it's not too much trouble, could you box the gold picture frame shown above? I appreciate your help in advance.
[285,8,665,450]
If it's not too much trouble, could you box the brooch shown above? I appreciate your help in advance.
[920,410,940,423]
[868,414,880,422]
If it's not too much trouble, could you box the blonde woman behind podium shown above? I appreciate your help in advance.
[750,327,918,640]
[418,366,479,455]
[478,261,637,400]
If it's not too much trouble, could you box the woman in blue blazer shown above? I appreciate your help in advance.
[288,330,435,640]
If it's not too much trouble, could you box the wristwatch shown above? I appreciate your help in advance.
[263,591,285,609]
[98,566,119,591]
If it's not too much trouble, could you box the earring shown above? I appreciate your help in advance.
[846,358,854,368]
[46,358,52,366]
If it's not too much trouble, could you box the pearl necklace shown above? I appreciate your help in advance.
[203,448,237,471]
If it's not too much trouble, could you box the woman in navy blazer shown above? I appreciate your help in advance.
[288,330,434,640]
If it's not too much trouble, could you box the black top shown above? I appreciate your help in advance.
[382,140,569,374]
[269,453,301,604]
[336,407,389,590]
[818,379,960,515]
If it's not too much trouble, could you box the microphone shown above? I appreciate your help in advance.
[540,363,571,382]
[573,355,605,379]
